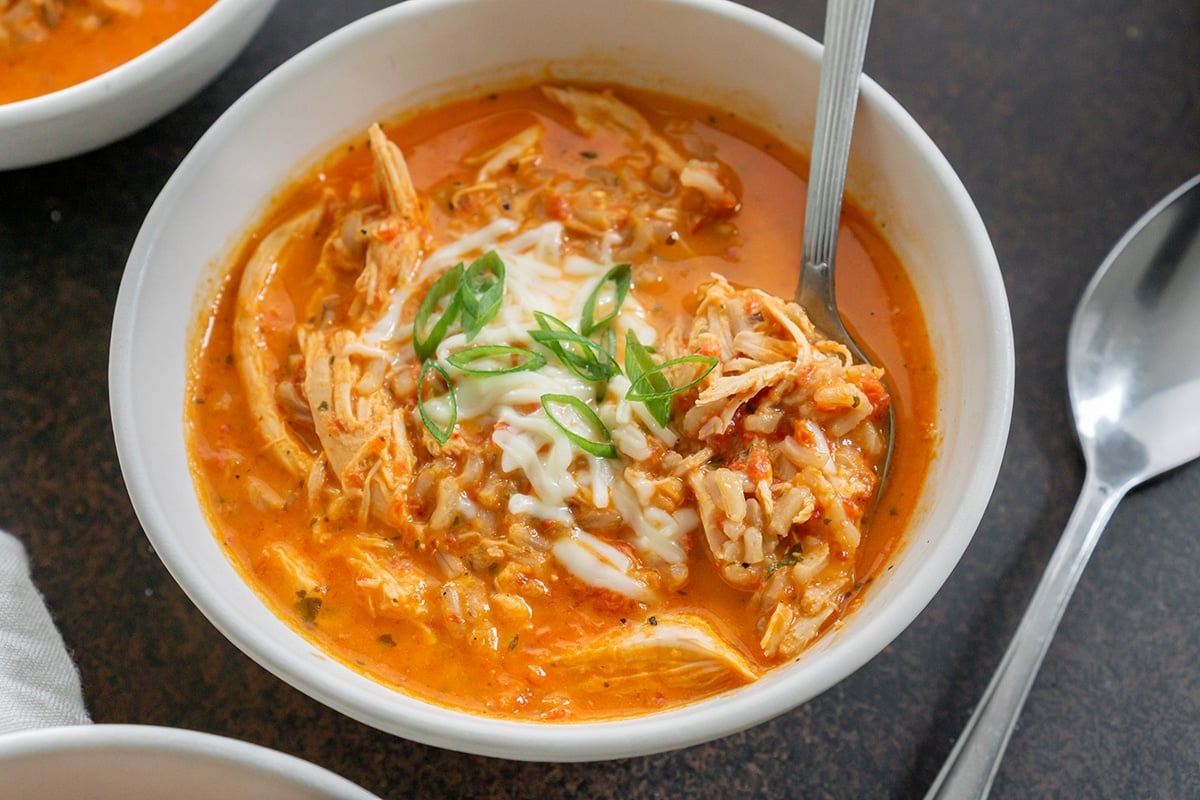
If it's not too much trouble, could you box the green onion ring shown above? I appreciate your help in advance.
[459,251,506,339]
[580,263,631,336]
[624,330,671,426]
[529,312,620,382]
[446,345,546,375]
[413,265,464,360]
[540,394,618,458]
[529,328,621,382]
[417,359,457,444]
[626,354,718,401]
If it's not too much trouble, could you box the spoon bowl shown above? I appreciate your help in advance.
[927,173,1200,798]
[1070,175,1200,485]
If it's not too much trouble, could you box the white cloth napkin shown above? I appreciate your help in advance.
[0,530,91,733]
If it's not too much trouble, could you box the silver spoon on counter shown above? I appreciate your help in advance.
[926,173,1200,799]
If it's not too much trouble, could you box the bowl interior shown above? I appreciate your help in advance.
[111,0,1012,761]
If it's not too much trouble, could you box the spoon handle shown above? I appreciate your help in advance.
[924,472,1126,799]
[796,0,875,316]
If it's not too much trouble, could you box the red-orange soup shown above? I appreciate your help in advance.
[1,0,216,104]
[186,83,937,721]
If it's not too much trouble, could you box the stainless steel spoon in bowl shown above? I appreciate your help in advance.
[796,0,875,365]
[926,173,1200,799]
[796,0,895,477]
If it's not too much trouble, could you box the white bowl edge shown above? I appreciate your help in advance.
[0,724,377,799]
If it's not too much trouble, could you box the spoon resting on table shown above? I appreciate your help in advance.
[926,173,1200,799]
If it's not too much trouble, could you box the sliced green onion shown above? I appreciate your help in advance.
[529,328,621,382]
[417,359,457,444]
[459,251,506,339]
[598,325,617,359]
[531,309,575,335]
[580,263,631,335]
[541,394,618,458]
[413,253,507,356]
[624,330,672,426]
[528,311,620,382]
[626,354,718,402]
[446,345,546,375]
[413,265,463,360]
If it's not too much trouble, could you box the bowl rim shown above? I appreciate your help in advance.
[0,0,264,121]
[111,0,1014,762]
[0,724,378,798]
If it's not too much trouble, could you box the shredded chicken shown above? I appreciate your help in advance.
[221,87,891,698]
[355,124,425,312]
[677,276,886,656]
[437,85,740,264]
[233,202,327,479]
[302,327,416,527]
[555,613,758,693]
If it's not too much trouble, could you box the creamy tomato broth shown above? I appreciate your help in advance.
[186,84,937,721]
[0,0,216,104]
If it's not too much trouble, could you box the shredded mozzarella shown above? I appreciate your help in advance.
[396,221,701,593]
[551,530,653,601]
[611,478,694,564]
[494,407,579,506]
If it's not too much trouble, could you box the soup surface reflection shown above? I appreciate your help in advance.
[186,84,937,721]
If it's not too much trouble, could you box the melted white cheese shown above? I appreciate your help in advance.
[551,530,653,601]
[393,221,699,598]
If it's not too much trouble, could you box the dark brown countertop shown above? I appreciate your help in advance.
[2,1,1198,797]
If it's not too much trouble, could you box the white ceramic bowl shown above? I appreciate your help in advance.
[0,725,377,799]
[110,0,1014,761]
[0,0,278,170]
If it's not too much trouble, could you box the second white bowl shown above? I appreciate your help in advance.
[0,0,278,169]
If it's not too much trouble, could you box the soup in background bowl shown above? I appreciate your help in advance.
[111,0,1013,761]
[0,0,277,169]
[1,0,216,104]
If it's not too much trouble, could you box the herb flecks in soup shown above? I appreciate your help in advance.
[1,0,216,104]
[187,85,936,721]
